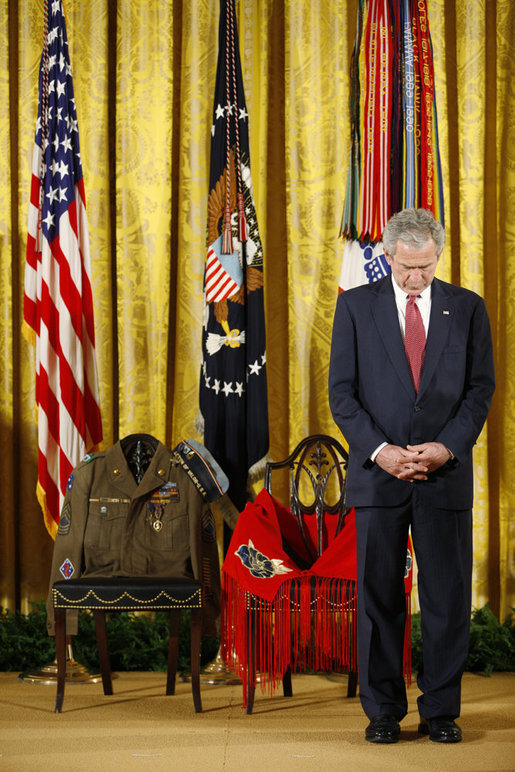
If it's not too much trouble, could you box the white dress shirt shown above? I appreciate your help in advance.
[370,276,432,462]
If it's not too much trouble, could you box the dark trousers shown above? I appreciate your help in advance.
[355,495,472,721]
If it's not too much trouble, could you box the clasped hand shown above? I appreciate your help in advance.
[376,442,450,481]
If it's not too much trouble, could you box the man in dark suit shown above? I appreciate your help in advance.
[329,208,495,744]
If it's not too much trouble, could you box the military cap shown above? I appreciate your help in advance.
[173,439,229,502]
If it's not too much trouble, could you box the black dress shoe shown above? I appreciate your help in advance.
[418,716,462,743]
[365,715,401,744]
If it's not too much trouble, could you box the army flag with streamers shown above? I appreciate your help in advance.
[23,0,103,538]
[339,0,444,291]
[199,0,269,513]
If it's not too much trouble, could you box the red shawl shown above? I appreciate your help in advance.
[222,489,412,707]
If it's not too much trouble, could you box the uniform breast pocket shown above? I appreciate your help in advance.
[145,499,189,552]
[85,501,128,552]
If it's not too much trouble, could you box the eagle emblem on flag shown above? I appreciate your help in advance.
[205,151,264,346]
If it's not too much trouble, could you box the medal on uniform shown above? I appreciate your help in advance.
[153,505,163,532]
[147,500,164,532]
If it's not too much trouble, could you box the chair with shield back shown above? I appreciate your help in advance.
[222,434,359,713]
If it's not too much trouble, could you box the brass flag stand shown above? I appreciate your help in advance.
[19,639,102,685]
[181,649,240,686]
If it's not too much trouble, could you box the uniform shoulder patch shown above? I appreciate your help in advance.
[57,501,72,536]
[59,558,75,579]
[77,450,106,470]
[201,509,217,543]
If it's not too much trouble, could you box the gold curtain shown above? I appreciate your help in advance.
[0,0,513,619]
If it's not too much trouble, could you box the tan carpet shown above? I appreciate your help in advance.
[0,671,513,771]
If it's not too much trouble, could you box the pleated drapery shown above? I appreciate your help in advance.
[0,0,513,619]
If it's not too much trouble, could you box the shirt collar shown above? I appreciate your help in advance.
[390,273,432,304]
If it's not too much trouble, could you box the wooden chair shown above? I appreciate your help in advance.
[52,576,203,713]
[246,434,357,713]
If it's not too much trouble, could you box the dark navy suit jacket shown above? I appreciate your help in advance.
[329,275,495,509]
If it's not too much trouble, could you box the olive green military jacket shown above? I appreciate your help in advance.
[46,440,220,637]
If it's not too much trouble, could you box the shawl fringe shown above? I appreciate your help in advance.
[222,573,411,708]
[223,573,359,708]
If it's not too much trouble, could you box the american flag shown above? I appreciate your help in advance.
[23,0,103,538]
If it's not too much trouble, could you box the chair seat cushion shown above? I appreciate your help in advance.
[52,576,202,610]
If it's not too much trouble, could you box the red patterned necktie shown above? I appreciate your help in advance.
[405,295,426,392]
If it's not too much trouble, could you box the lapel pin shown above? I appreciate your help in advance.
[443,310,450,315]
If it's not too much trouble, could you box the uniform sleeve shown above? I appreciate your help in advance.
[45,464,91,636]
[186,484,221,638]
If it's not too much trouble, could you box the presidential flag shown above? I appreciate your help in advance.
[199,0,269,514]
[339,0,444,291]
[23,0,103,538]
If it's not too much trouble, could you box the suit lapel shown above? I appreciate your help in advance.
[418,279,453,396]
[371,279,415,399]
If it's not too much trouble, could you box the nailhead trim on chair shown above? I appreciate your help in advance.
[244,586,356,611]
[52,587,202,608]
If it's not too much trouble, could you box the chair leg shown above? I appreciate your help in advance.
[93,611,113,695]
[190,608,202,713]
[54,609,67,713]
[246,613,256,714]
[166,610,181,695]
[347,599,358,698]
[282,665,293,697]
[347,669,358,698]
[246,673,256,714]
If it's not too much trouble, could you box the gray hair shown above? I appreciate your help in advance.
[382,208,445,257]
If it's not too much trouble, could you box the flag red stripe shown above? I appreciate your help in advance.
[25,232,38,269]
[84,379,103,444]
[49,235,84,342]
[206,262,223,282]
[81,261,96,344]
[36,351,86,454]
[38,279,60,353]
[23,293,37,331]
[208,276,238,302]
[38,268,100,445]
[205,250,239,301]
[59,447,73,504]
[30,173,41,208]
[36,364,60,447]
[38,447,60,525]
[36,295,88,447]
[59,356,87,442]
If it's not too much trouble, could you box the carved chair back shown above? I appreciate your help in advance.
[264,434,349,564]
